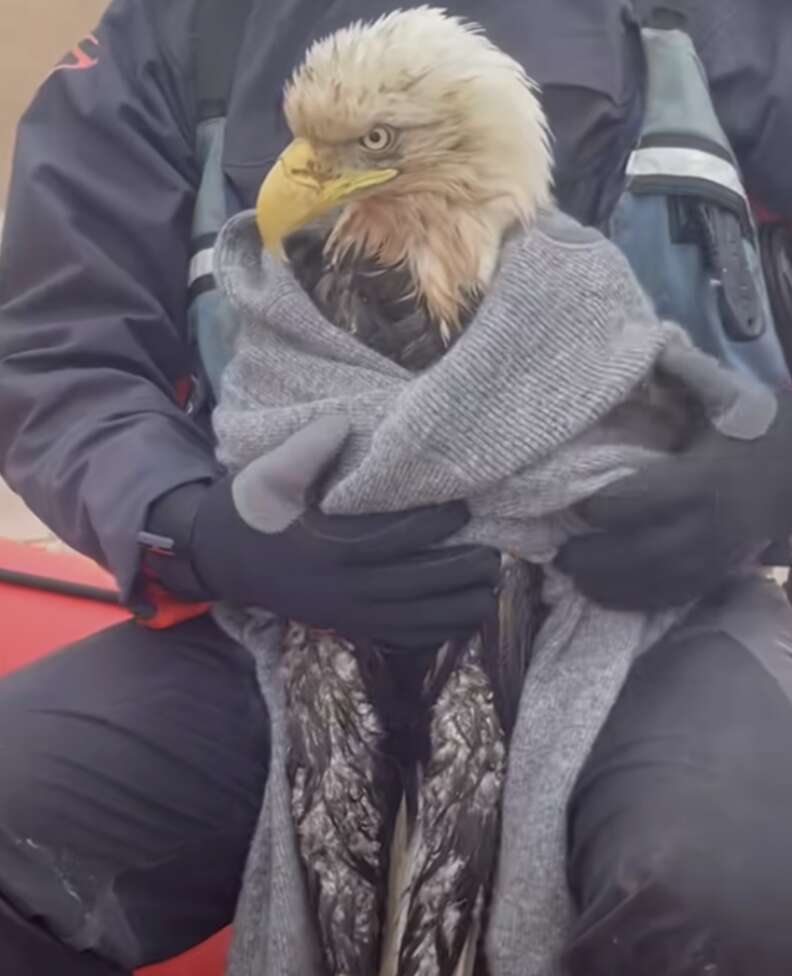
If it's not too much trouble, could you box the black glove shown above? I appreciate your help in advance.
[145,417,499,648]
[557,389,792,612]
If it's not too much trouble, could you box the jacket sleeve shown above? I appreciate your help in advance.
[0,0,221,601]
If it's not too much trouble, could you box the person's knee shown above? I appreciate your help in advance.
[0,889,126,976]
[566,794,792,975]
[0,760,250,970]
[0,778,142,968]
[566,612,792,974]
[0,620,269,970]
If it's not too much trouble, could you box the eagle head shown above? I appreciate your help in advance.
[257,6,553,328]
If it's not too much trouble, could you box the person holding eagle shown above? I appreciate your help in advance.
[2,1,792,975]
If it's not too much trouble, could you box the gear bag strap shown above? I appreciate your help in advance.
[611,7,791,390]
[185,0,253,416]
[760,221,792,377]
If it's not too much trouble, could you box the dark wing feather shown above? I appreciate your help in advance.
[398,636,505,976]
[283,623,400,976]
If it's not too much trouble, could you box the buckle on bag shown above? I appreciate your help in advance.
[697,205,764,342]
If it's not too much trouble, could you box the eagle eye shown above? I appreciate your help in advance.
[360,125,396,154]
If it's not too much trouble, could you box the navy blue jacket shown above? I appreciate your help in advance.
[1,0,790,600]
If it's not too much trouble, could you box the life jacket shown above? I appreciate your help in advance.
[610,7,791,390]
[186,0,792,414]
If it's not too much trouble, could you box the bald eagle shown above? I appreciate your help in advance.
[255,9,551,976]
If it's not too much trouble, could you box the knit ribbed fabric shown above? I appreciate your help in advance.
[212,208,771,976]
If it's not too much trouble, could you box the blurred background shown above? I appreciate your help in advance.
[1,0,106,198]
[0,0,106,546]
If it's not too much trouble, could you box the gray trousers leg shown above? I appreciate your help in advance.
[0,615,269,973]
[566,576,792,975]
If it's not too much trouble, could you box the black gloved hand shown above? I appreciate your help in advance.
[557,389,792,612]
[146,417,499,648]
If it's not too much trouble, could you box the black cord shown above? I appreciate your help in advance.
[0,568,120,605]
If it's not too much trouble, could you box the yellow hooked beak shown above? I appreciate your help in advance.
[255,138,399,255]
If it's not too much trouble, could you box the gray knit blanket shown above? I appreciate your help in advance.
[211,208,774,976]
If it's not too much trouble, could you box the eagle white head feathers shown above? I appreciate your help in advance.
[258,6,553,327]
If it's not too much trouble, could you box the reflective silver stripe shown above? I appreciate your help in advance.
[626,146,746,200]
[188,247,215,288]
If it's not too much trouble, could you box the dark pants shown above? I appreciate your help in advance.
[3,577,792,975]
